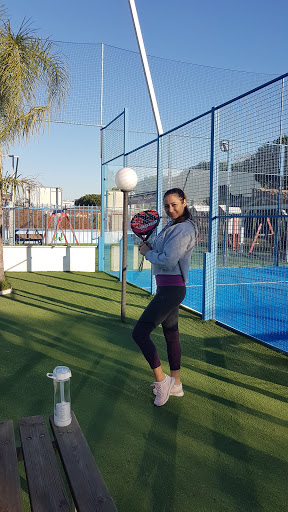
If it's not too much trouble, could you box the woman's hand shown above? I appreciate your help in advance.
[139,241,151,256]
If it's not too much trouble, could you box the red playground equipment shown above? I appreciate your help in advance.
[249,217,274,254]
[42,209,79,246]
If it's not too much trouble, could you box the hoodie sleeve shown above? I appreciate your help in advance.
[145,223,195,270]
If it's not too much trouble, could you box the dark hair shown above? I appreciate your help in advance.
[163,187,192,223]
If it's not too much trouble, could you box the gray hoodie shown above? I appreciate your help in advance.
[145,219,198,283]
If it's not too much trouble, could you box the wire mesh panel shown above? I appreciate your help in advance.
[101,111,125,164]
[101,157,125,277]
[48,41,276,134]
[125,140,159,291]
[46,41,103,126]
[100,111,126,276]
[158,114,212,312]
[214,77,288,350]
[160,114,212,260]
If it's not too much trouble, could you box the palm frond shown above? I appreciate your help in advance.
[0,106,49,145]
[1,173,40,195]
[0,21,69,144]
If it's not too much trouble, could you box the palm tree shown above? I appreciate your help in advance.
[0,16,69,288]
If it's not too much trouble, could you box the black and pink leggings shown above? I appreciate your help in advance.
[132,286,186,370]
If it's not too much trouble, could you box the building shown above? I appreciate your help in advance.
[62,199,75,208]
[26,186,62,206]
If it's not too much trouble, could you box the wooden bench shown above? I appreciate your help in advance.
[15,233,43,244]
[0,412,117,512]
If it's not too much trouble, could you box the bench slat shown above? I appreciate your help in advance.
[0,420,23,512]
[19,415,70,512]
[50,413,117,512]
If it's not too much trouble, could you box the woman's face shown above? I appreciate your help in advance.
[164,193,186,220]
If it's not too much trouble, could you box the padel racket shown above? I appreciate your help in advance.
[131,210,160,271]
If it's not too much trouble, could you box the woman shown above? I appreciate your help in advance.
[132,188,198,406]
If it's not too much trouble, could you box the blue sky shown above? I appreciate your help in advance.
[4,0,288,200]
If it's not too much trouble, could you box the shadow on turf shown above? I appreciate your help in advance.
[0,305,141,360]
[4,300,284,433]
[10,272,146,297]
[183,360,288,405]
[8,274,123,296]
[9,276,148,310]
[6,287,288,392]
[178,317,288,383]
[203,337,285,510]
[137,403,182,512]
[0,307,151,425]
[13,287,121,308]
[2,292,288,511]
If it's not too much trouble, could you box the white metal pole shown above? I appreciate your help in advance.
[100,43,104,129]
[128,0,163,135]
[100,43,104,160]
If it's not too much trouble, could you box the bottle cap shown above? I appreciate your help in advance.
[47,366,72,381]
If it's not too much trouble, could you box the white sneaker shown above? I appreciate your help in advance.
[153,381,184,397]
[153,375,175,406]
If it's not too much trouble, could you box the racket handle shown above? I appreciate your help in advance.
[139,255,144,272]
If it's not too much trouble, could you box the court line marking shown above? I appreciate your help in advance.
[186,280,288,287]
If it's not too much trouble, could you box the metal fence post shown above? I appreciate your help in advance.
[273,143,285,266]
[151,134,163,295]
[98,163,106,271]
[156,136,163,217]
[202,107,220,320]
[8,202,15,246]
[221,141,231,266]
[273,78,285,267]
[124,108,129,162]
[119,238,123,282]
[122,107,129,285]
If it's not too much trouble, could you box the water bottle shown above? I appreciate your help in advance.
[47,366,72,427]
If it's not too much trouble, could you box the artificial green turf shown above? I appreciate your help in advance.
[1,270,288,511]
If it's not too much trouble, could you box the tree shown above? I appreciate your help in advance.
[0,14,68,288]
[75,194,101,206]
